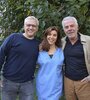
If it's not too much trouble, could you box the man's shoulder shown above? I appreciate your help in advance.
[80,33,90,40]
[80,33,90,44]
[8,33,21,38]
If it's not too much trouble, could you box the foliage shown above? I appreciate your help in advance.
[0,0,28,37]
[47,0,90,35]
[0,0,90,40]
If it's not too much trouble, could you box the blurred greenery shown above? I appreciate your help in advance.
[0,0,90,41]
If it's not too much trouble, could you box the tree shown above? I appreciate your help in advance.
[0,0,90,39]
[47,0,90,35]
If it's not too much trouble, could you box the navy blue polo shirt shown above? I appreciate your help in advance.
[64,34,88,81]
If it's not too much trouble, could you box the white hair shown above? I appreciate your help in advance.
[62,16,78,29]
[24,16,39,26]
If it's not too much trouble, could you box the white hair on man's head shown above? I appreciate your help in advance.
[24,16,39,26]
[62,16,78,29]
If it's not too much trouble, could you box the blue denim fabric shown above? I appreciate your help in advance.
[1,77,34,100]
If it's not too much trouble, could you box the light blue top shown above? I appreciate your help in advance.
[36,48,64,100]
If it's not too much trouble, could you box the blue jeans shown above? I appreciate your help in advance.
[1,77,34,100]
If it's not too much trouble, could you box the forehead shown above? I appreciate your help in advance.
[49,30,57,35]
[24,19,37,25]
[64,19,76,25]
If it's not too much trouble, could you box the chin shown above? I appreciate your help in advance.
[68,34,74,38]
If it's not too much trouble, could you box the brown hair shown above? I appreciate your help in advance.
[40,26,62,51]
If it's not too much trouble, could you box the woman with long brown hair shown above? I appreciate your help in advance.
[36,26,64,100]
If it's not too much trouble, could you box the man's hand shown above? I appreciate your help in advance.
[81,75,90,83]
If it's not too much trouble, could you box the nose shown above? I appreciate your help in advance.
[29,25,33,29]
[50,35,55,39]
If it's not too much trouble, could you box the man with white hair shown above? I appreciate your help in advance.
[0,16,40,100]
[62,16,90,100]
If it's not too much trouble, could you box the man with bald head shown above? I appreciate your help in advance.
[0,16,40,100]
[62,16,90,100]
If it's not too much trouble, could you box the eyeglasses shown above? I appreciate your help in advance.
[25,24,37,28]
